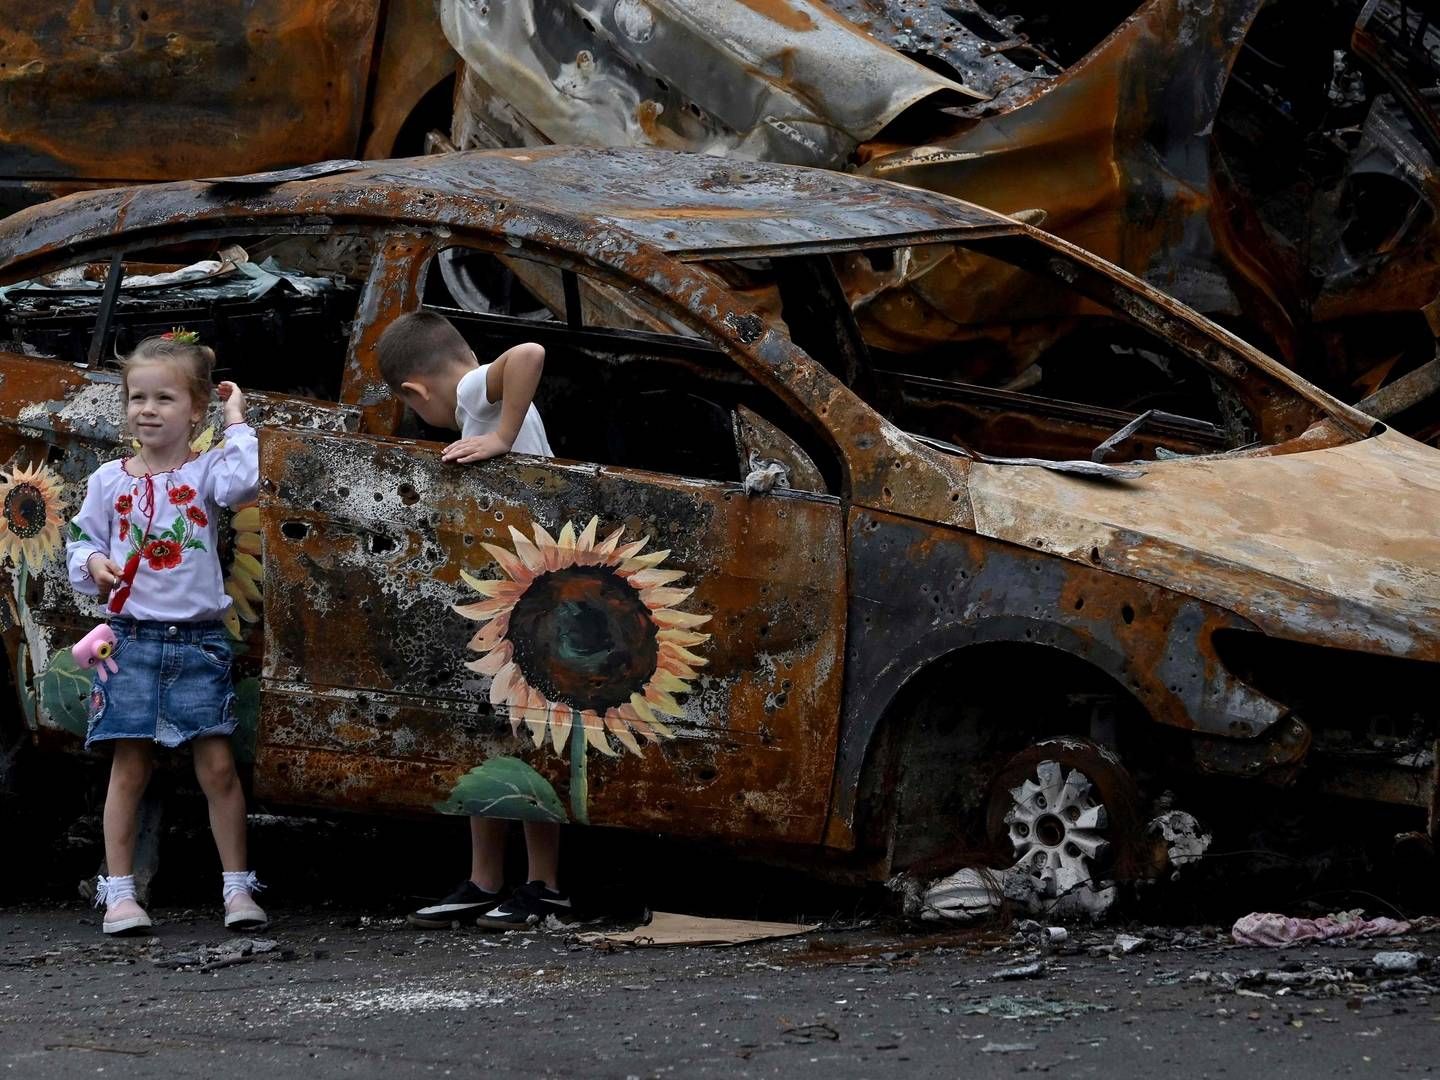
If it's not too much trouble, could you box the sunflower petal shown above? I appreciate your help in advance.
[604,709,643,755]
[657,629,711,647]
[527,715,547,747]
[582,710,617,756]
[640,586,693,609]
[651,670,691,694]
[232,506,261,531]
[643,685,685,718]
[489,662,520,706]
[651,608,711,629]
[558,521,576,550]
[660,642,709,667]
[577,516,599,552]
[627,568,686,589]
[468,618,509,653]
[453,597,513,621]
[230,570,262,604]
[595,526,624,557]
[459,569,518,599]
[614,538,649,561]
[628,693,659,728]
[225,579,258,621]
[621,550,669,573]
[233,551,264,581]
[481,542,533,584]
[235,531,263,556]
[656,654,700,680]
[471,641,513,675]
[507,526,546,573]
[222,606,243,640]
[549,702,573,753]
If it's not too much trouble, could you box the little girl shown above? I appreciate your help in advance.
[65,330,267,935]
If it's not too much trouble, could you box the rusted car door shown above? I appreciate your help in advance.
[254,427,848,844]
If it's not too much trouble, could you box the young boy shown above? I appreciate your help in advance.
[377,309,568,929]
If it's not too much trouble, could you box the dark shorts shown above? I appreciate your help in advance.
[84,619,237,749]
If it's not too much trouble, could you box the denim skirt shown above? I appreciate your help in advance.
[85,618,237,749]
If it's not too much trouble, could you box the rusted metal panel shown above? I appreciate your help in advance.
[0,3,383,184]
[966,425,1440,664]
[829,506,1297,830]
[440,0,980,169]
[255,426,847,843]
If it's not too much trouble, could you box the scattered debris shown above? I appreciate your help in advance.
[1146,811,1212,878]
[994,961,1047,981]
[962,995,1112,1022]
[1373,951,1424,974]
[1112,934,1148,956]
[980,1042,1038,1054]
[1232,910,1412,947]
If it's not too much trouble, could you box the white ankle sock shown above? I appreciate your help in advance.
[96,874,136,910]
[222,870,263,903]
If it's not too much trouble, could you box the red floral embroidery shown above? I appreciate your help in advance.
[168,485,197,505]
[114,494,132,514]
[119,519,129,542]
[142,538,183,570]
[186,506,208,527]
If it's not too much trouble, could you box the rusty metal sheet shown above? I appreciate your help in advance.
[0,2,383,184]
[966,425,1440,663]
[256,426,847,843]
[440,0,979,169]
[0,150,1018,282]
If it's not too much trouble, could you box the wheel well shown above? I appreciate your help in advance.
[855,642,1154,874]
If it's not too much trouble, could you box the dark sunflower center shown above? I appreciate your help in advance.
[508,565,659,712]
[4,483,46,539]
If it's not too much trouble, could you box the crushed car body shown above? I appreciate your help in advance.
[440,0,1440,439]
[0,148,1436,919]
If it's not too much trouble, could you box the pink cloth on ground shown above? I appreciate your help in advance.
[1232,910,1411,947]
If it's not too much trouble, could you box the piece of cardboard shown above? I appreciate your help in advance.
[577,911,819,948]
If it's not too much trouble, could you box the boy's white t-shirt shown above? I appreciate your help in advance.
[454,364,554,457]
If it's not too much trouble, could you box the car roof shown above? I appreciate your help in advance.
[0,147,1023,275]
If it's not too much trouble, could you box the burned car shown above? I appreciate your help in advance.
[0,148,1436,918]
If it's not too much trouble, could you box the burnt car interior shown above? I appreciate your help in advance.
[418,248,844,494]
[0,235,367,402]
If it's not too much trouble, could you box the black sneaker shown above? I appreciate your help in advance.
[475,881,572,930]
[407,881,504,928]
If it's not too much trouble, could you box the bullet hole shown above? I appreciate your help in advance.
[462,533,475,546]
[1089,546,1101,565]
[695,766,717,782]
[368,533,397,555]
[139,8,149,19]
[1121,604,1135,624]
[373,492,384,502]
[1074,597,1085,610]
[493,510,504,521]
[280,521,309,541]
[337,486,350,498]
[882,486,893,500]
[398,483,420,506]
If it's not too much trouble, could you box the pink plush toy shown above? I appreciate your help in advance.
[73,624,119,682]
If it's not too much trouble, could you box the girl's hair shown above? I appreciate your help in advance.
[121,333,216,413]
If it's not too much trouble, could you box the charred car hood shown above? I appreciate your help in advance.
[965,427,1440,662]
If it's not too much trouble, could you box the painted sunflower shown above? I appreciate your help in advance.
[456,516,711,758]
[191,427,263,640]
[0,461,65,570]
[221,503,263,639]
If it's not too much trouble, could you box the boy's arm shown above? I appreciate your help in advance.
[442,343,545,463]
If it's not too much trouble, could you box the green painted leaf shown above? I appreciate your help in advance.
[185,540,205,550]
[36,647,91,738]
[434,756,567,824]
[68,521,92,542]
[231,677,260,764]
[166,516,186,541]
